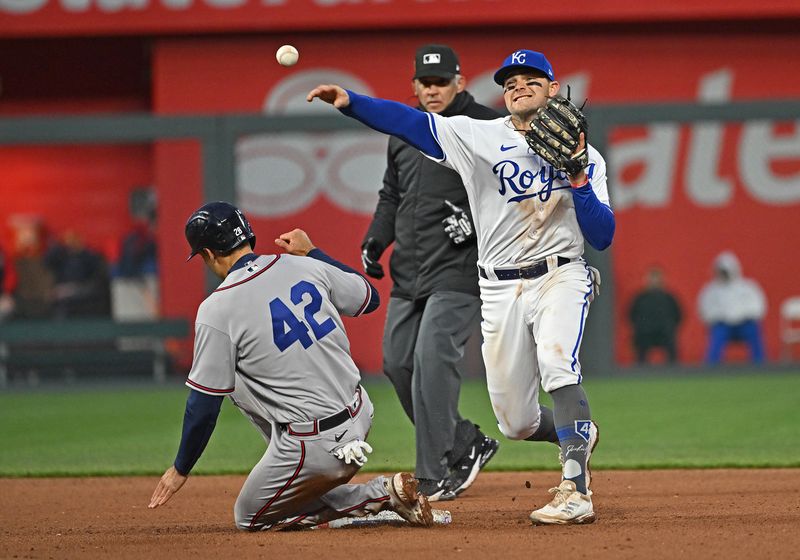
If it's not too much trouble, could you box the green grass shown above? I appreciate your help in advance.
[1,372,798,476]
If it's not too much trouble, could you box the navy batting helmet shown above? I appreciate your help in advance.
[185,201,256,260]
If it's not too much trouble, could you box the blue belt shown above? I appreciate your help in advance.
[478,256,571,281]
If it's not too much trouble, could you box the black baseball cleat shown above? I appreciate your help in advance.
[448,433,500,495]
[416,477,457,502]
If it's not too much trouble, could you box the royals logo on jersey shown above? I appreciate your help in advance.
[426,112,611,266]
[492,157,597,204]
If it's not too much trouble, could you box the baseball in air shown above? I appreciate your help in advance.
[276,45,299,67]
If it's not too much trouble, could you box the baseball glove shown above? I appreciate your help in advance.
[524,95,589,177]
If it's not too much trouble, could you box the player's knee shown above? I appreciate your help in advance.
[234,512,255,531]
[538,362,577,394]
[233,498,261,531]
[497,418,539,440]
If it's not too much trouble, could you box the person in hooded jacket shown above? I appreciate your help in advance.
[698,251,767,364]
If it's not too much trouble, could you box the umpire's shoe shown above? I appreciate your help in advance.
[529,480,595,525]
[385,473,434,527]
[417,477,457,502]
[448,432,500,495]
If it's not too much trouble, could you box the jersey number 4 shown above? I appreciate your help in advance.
[269,281,336,351]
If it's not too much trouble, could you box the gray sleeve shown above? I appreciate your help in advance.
[186,322,236,395]
[321,262,373,317]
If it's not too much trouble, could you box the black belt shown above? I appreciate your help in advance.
[318,408,351,432]
[478,256,571,281]
[281,386,363,436]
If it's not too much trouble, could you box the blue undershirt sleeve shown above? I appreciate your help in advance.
[307,248,380,314]
[340,90,444,160]
[571,184,616,251]
[173,389,224,476]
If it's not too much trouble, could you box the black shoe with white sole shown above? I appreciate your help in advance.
[416,477,457,502]
[448,434,500,495]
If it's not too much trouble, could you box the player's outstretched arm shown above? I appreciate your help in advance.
[149,466,188,508]
[309,87,443,159]
[148,389,223,509]
[306,84,351,108]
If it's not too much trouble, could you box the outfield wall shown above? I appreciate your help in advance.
[1,15,799,372]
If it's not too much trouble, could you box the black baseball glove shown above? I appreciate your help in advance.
[524,95,589,177]
[442,200,474,246]
[361,238,385,279]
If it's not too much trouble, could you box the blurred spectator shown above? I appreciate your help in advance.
[111,187,159,320]
[115,219,157,279]
[628,266,682,364]
[44,230,111,318]
[0,241,17,320]
[8,216,54,319]
[697,251,766,364]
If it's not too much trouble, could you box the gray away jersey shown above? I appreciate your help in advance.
[187,254,372,424]
[427,114,611,267]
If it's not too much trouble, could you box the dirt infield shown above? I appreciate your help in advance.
[3,469,798,559]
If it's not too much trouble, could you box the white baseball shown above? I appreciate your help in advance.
[276,45,299,67]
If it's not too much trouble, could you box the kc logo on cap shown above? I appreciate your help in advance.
[423,53,442,65]
[493,49,555,85]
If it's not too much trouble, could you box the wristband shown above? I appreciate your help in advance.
[570,176,589,189]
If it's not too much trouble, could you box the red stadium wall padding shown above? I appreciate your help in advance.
[0,38,152,277]
[0,144,153,262]
[2,0,799,37]
[151,28,800,370]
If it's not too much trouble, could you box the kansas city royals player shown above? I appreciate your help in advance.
[307,49,615,525]
[148,202,433,530]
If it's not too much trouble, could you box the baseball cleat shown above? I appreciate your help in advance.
[385,473,434,527]
[449,433,500,495]
[558,421,599,493]
[529,480,596,525]
[479,436,500,469]
[417,477,457,502]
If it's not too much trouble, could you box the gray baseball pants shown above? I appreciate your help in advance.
[382,291,481,480]
[230,385,392,531]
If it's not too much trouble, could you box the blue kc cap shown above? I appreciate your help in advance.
[493,50,555,85]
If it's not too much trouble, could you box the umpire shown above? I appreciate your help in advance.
[361,44,500,501]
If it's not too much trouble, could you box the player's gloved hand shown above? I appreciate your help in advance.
[442,200,475,246]
[588,266,601,301]
[525,95,589,178]
[361,238,385,279]
[333,440,373,467]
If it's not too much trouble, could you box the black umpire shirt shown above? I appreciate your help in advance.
[363,91,501,301]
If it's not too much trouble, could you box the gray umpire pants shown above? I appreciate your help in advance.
[383,291,481,480]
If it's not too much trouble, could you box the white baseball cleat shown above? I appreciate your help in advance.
[385,473,434,527]
[529,480,596,525]
[558,421,599,492]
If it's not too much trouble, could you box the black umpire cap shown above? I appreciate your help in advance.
[413,44,461,80]
[185,201,256,260]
